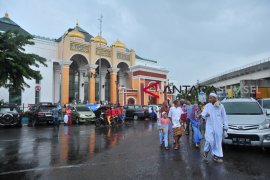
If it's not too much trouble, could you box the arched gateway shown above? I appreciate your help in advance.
[69,54,88,103]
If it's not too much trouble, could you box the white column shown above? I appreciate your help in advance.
[118,71,124,87]
[78,69,85,103]
[54,65,61,103]
[100,71,106,101]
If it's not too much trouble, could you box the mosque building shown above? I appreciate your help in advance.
[0,13,174,106]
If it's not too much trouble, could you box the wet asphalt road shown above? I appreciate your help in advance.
[0,121,269,180]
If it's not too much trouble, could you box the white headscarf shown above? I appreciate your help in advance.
[209,92,221,108]
[209,92,218,98]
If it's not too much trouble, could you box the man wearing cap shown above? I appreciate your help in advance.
[201,92,228,163]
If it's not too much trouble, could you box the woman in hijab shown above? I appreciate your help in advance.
[190,104,202,147]
[160,101,170,115]
[66,105,72,126]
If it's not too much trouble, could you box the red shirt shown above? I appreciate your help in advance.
[116,107,122,115]
[106,109,111,117]
[161,118,169,125]
[111,109,116,116]
[66,108,71,115]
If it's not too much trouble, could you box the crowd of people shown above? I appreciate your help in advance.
[157,93,228,163]
[105,106,124,126]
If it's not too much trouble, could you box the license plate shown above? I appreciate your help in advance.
[232,137,251,144]
[45,114,52,117]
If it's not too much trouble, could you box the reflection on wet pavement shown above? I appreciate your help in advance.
[0,121,269,180]
[0,123,130,176]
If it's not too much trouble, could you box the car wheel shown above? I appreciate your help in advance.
[134,115,138,121]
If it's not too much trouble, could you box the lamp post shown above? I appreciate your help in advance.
[98,15,103,103]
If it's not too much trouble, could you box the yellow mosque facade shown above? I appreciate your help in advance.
[0,13,174,106]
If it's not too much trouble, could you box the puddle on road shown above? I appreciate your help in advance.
[0,123,140,175]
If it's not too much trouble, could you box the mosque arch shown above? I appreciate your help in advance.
[69,54,89,103]
[95,58,112,102]
[117,62,130,89]
[127,97,136,105]
[69,52,89,63]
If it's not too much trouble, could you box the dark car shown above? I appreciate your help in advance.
[0,104,22,127]
[123,105,147,120]
[29,102,57,126]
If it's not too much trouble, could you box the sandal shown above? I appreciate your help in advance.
[213,155,223,163]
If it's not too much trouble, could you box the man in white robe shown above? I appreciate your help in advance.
[201,93,228,163]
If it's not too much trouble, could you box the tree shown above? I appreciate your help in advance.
[0,30,47,90]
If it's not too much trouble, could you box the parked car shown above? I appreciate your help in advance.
[222,98,270,149]
[29,102,57,126]
[257,98,270,116]
[123,105,147,120]
[71,105,96,124]
[0,104,22,127]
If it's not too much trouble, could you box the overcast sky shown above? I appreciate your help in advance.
[1,0,270,84]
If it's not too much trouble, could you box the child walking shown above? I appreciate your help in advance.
[159,112,170,150]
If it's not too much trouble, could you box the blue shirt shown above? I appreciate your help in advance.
[186,104,193,119]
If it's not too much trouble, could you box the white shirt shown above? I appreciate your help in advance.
[156,106,160,119]
[168,106,183,128]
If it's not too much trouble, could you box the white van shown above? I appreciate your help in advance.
[257,98,270,116]
[222,98,270,148]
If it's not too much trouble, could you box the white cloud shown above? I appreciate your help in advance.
[1,0,270,84]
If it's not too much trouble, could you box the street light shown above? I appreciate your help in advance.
[98,15,103,104]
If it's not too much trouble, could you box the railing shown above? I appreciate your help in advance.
[200,57,270,83]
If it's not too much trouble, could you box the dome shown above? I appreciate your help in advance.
[91,35,107,45]
[67,20,85,39]
[4,12,9,18]
[112,40,126,48]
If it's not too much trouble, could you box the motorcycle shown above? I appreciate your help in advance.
[95,112,108,127]
[110,115,123,125]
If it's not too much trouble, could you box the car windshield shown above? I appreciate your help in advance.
[40,106,56,111]
[135,105,141,109]
[76,106,90,111]
[262,100,270,109]
[143,106,148,110]
[223,102,263,115]
[0,107,18,113]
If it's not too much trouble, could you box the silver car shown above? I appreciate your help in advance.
[222,98,270,148]
[257,98,270,116]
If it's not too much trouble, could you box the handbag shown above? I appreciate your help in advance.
[181,113,187,121]
[173,126,185,136]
